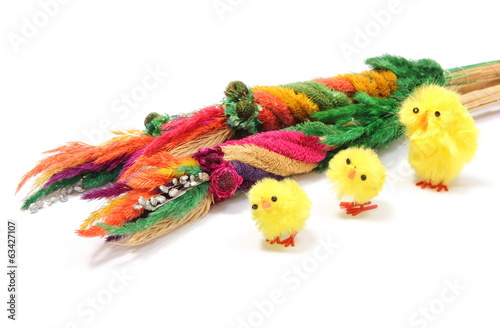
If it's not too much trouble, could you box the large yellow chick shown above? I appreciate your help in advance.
[248,178,311,247]
[326,147,386,216]
[399,85,478,191]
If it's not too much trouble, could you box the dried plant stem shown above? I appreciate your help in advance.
[460,85,500,112]
[452,76,500,95]
[445,61,500,111]
[169,125,233,157]
[112,193,214,246]
[447,62,500,85]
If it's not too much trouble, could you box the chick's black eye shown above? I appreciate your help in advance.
[271,196,278,202]
[360,175,367,181]
[252,204,258,210]
[413,107,419,114]
[434,111,440,117]
[346,158,351,165]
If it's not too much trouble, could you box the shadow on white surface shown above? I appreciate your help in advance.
[85,216,212,266]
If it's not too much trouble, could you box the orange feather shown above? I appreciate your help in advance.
[17,134,154,193]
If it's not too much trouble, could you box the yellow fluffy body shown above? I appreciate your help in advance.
[326,147,386,204]
[399,85,478,187]
[248,178,311,241]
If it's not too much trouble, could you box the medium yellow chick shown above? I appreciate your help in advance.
[326,147,386,216]
[248,178,311,247]
[399,85,478,191]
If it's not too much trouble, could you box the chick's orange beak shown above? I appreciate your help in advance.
[261,199,272,209]
[419,112,428,131]
[348,170,356,180]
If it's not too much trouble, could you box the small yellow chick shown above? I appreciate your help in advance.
[399,85,478,191]
[326,147,386,215]
[248,178,311,247]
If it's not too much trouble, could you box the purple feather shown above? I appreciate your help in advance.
[105,234,125,243]
[231,161,284,191]
[44,156,126,188]
[81,182,131,200]
[119,148,145,178]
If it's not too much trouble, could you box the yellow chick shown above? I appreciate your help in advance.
[248,178,311,247]
[326,147,386,216]
[399,85,478,191]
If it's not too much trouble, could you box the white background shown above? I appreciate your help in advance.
[1,0,499,327]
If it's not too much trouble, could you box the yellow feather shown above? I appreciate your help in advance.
[326,147,386,204]
[178,157,200,168]
[399,85,478,186]
[248,178,311,240]
[79,196,125,230]
[110,129,144,136]
[32,169,64,191]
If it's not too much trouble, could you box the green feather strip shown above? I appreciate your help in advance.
[21,165,123,210]
[175,165,204,176]
[81,165,123,189]
[22,175,82,210]
[99,182,209,236]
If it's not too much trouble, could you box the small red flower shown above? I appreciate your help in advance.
[193,147,225,173]
[209,162,243,202]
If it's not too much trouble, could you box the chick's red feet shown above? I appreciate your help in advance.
[277,232,297,247]
[416,180,449,192]
[340,201,378,216]
[266,232,297,247]
[434,182,449,192]
[266,236,281,245]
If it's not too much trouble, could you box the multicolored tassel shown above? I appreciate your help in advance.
[17,54,499,246]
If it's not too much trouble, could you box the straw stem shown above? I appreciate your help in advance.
[447,62,500,85]
[452,76,500,94]
[460,85,500,112]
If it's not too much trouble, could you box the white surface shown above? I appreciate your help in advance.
[1,1,499,327]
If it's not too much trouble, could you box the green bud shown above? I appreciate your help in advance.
[235,100,258,119]
[224,81,249,101]
[144,112,163,127]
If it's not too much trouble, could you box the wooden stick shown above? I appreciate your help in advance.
[448,63,500,85]
[452,76,500,94]
[448,62,500,77]
[460,85,500,112]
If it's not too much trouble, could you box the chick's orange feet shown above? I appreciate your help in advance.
[416,180,449,192]
[266,232,297,247]
[266,236,281,245]
[277,232,297,247]
[340,201,378,216]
